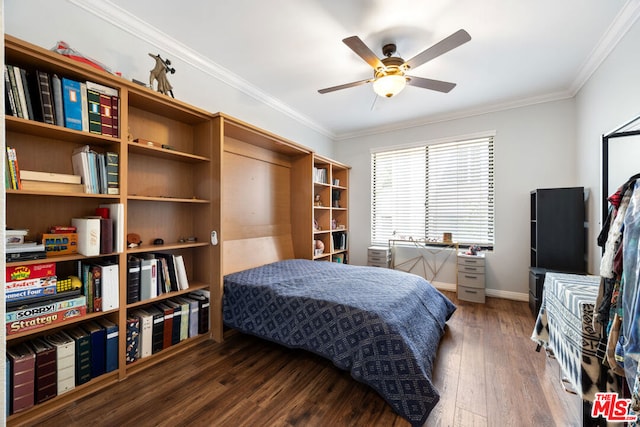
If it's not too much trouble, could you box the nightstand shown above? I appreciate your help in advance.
[457,253,486,303]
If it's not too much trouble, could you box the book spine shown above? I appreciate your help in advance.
[7,65,24,118]
[87,87,102,134]
[61,77,82,130]
[99,93,113,136]
[51,74,65,127]
[6,146,18,189]
[19,68,35,121]
[106,151,119,195]
[71,332,92,385]
[4,65,17,116]
[111,95,119,137]
[8,344,36,414]
[125,316,140,364]
[79,82,89,132]
[37,71,55,124]
[31,342,57,404]
[13,66,29,120]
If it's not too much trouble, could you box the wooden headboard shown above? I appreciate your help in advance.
[221,121,311,275]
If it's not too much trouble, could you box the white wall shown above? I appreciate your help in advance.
[335,99,577,297]
[575,18,640,274]
[4,0,334,156]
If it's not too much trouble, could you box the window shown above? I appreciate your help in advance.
[371,134,494,247]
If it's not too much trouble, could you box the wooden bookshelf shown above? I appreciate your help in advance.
[4,34,219,424]
[312,155,350,263]
[4,34,349,425]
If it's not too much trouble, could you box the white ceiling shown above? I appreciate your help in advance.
[103,0,639,139]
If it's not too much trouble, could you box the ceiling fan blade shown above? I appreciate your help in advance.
[404,29,471,70]
[342,36,385,70]
[318,78,372,94]
[406,76,457,93]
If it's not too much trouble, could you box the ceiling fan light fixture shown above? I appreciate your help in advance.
[373,73,406,98]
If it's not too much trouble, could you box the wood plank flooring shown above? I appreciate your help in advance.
[25,291,582,427]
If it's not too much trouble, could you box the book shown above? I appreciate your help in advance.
[21,180,84,193]
[106,151,119,195]
[6,146,22,189]
[126,256,141,304]
[111,95,119,137]
[145,305,165,354]
[66,327,91,385]
[4,65,17,116]
[36,70,55,124]
[72,217,101,256]
[99,203,124,252]
[131,309,153,358]
[24,69,44,123]
[140,254,158,299]
[79,82,89,131]
[155,253,179,292]
[79,262,93,313]
[87,86,102,134]
[99,217,113,254]
[19,170,81,184]
[7,65,24,118]
[19,67,35,121]
[44,331,75,395]
[155,302,174,350]
[189,291,210,334]
[82,321,106,378]
[125,316,140,364]
[89,264,102,312]
[29,338,57,404]
[71,145,91,193]
[98,262,119,311]
[61,77,82,130]
[12,65,29,120]
[177,296,200,338]
[174,255,190,290]
[171,298,190,341]
[139,257,154,301]
[97,318,118,373]
[51,74,64,127]
[7,342,36,414]
[99,93,113,136]
[163,300,182,345]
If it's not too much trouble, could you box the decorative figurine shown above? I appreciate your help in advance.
[149,53,175,98]
[314,194,323,207]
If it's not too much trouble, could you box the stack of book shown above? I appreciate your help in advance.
[4,64,119,138]
[20,170,83,194]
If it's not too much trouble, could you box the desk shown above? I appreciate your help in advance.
[388,239,458,285]
[530,272,614,401]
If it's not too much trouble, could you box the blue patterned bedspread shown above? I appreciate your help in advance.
[223,259,456,426]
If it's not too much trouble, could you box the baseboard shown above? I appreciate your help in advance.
[433,281,529,302]
[485,288,529,302]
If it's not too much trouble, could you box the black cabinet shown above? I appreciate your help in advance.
[529,187,586,315]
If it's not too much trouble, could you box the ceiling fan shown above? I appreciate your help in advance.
[318,29,471,98]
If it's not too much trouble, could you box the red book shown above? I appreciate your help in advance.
[7,343,36,414]
[155,302,173,350]
[29,338,57,404]
[99,93,113,136]
[111,95,119,138]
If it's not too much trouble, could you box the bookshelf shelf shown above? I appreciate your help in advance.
[4,34,219,424]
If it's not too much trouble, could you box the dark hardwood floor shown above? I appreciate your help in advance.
[26,291,582,427]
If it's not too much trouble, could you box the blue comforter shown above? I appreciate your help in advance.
[223,259,456,426]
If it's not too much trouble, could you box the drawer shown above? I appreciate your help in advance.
[457,256,485,267]
[368,249,390,258]
[458,264,485,274]
[458,271,485,288]
[367,262,388,268]
[368,255,389,263]
[458,285,485,303]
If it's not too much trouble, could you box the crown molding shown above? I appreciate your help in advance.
[569,0,640,95]
[67,0,335,139]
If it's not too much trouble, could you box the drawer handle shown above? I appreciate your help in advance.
[464,289,478,294]
[464,267,478,271]
[464,275,478,279]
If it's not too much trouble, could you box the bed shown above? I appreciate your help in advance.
[222,259,456,426]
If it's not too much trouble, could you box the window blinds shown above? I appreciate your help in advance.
[371,136,494,247]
